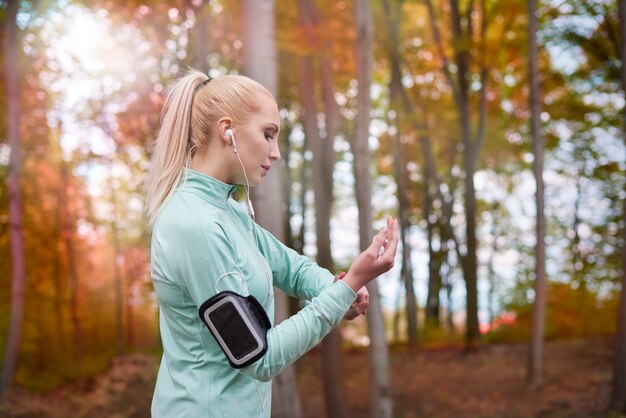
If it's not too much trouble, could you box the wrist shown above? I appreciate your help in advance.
[341,271,364,293]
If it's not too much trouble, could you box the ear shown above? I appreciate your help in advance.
[217,118,233,146]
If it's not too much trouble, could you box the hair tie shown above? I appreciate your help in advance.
[194,76,213,94]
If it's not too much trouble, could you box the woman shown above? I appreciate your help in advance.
[145,68,398,417]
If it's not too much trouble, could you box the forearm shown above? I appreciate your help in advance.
[240,281,355,381]
[255,224,334,300]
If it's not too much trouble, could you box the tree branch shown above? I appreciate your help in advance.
[423,0,461,105]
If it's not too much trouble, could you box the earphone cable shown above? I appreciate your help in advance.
[233,141,273,409]
[233,145,272,302]
[234,149,255,222]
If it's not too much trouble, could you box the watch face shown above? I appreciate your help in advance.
[208,299,259,359]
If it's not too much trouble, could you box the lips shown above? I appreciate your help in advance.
[261,165,271,175]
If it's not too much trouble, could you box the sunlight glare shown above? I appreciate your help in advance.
[52,6,110,74]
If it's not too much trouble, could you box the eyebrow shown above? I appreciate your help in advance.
[265,123,279,133]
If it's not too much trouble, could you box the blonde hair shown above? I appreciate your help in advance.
[144,68,271,227]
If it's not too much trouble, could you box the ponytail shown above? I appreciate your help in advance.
[144,68,207,227]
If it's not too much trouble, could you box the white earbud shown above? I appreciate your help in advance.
[225,129,237,153]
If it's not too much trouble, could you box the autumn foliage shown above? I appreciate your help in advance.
[0,2,624,416]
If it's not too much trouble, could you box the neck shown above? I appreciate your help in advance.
[190,146,235,184]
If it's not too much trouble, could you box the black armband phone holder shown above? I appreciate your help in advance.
[199,290,271,369]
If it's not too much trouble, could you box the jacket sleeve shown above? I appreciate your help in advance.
[241,280,356,382]
[159,216,356,381]
[254,223,336,300]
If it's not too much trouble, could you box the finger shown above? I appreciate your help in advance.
[382,218,399,260]
[357,306,368,315]
[369,225,389,254]
[358,301,369,312]
[344,308,359,320]
[351,302,365,315]
[385,218,398,253]
[384,217,395,245]
[361,288,369,304]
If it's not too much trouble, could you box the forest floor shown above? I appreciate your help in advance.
[0,336,624,418]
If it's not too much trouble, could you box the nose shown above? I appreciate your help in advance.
[269,140,281,162]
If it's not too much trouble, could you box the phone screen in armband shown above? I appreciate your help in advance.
[199,291,270,368]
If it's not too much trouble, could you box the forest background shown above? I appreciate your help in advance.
[1,0,625,417]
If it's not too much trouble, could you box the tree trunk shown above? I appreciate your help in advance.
[109,166,125,356]
[378,10,451,334]
[486,216,499,328]
[451,0,481,347]
[461,157,480,348]
[53,144,67,360]
[423,0,486,349]
[188,0,211,71]
[354,0,393,416]
[1,0,27,392]
[397,165,417,346]
[280,124,304,316]
[281,125,295,251]
[124,255,137,351]
[61,163,83,373]
[392,283,404,343]
[425,185,442,329]
[295,143,307,255]
[571,172,583,288]
[445,273,455,333]
[610,0,626,412]
[243,2,302,417]
[527,0,547,390]
[297,1,350,414]
[382,0,418,348]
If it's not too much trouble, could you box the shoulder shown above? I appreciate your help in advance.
[153,194,227,242]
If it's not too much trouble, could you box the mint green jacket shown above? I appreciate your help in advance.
[150,169,356,417]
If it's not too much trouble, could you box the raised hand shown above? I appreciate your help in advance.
[342,217,399,293]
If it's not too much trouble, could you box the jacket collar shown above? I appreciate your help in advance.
[178,168,237,207]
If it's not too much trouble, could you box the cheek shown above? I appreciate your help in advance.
[257,140,271,156]
[245,139,269,161]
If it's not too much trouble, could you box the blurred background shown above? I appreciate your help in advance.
[1,0,625,417]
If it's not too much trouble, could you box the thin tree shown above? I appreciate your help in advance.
[243,1,303,417]
[186,0,211,71]
[424,177,442,329]
[422,0,490,348]
[296,1,351,416]
[96,122,126,357]
[527,0,547,390]
[52,126,68,361]
[354,0,393,416]
[610,0,626,412]
[1,0,27,393]
[382,0,419,348]
[383,0,456,338]
[61,161,83,372]
[109,160,125,355]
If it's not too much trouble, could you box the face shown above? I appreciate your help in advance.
[230,91,281,186]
